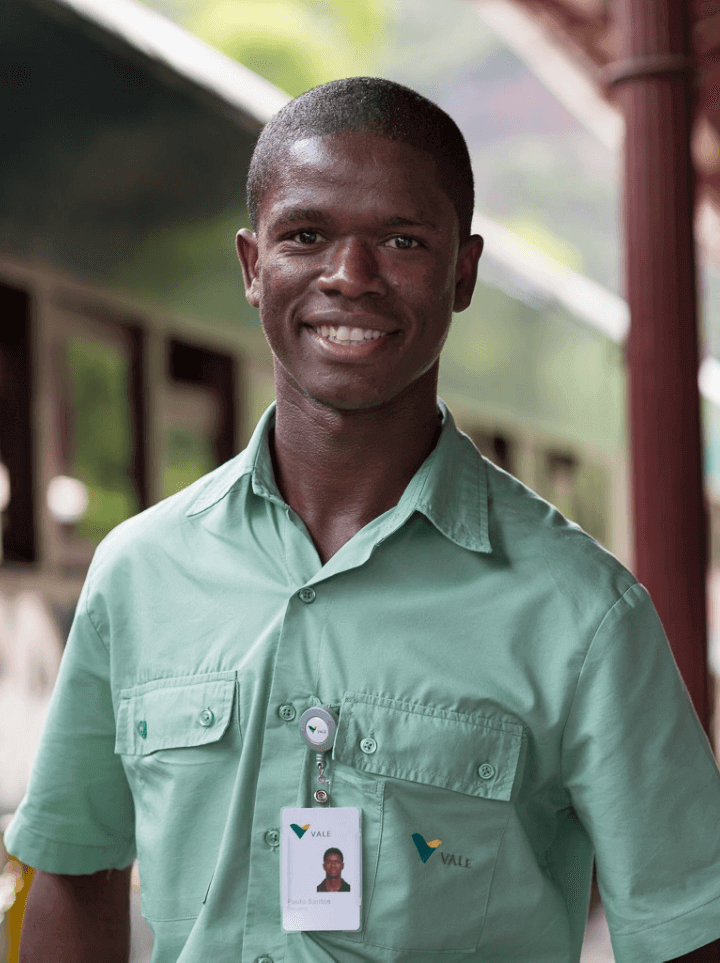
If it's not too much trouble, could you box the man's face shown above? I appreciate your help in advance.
[323,853,344,879]
[237,131,482,412]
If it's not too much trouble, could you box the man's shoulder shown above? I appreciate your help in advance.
[482,456,636,613]
[89,450,250,579]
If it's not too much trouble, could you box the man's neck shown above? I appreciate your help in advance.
[270,375,442,565]
[324,877,344,892]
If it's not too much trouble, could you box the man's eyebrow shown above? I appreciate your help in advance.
[270,209,439,230]
[384,214,439,231]
[275,207,329,224]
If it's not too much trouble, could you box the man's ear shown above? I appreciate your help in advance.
[453,234,483,313]
[236,229,261,308]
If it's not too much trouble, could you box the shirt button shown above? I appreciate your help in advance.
[255,957,274,963]
[298,587,316,604]
[360,737,377,754]
[478,763,495,780]
[278,703,296,722]
[199,708,215,727]
[264,829,280,848]
[137,721,147,739]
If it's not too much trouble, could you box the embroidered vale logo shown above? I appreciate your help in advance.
[290,823,311,839]
[411,833,442,863]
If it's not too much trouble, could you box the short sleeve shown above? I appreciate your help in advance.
[4,567,136,874]
[562,581,720,963]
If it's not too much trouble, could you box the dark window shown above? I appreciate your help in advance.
[162,340,236,498]
[60,332,142,541]
[0,281,35,562]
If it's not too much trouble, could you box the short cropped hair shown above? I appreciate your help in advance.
[324,847,344,861]
[247,77,474,241]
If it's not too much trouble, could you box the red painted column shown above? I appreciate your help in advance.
[610,0,710,729]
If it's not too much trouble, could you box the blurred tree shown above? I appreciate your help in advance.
[148,0,390,96]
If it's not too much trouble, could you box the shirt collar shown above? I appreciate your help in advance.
[410,400,491,553]
[185,403,279,517]
[186,400,491,555]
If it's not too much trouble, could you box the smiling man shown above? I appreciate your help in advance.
[8,78,720,963]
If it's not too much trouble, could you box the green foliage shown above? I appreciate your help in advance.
[180,0,389,96]
[162,429,216,498]
[112,208,253,326]
[65,338,139,540]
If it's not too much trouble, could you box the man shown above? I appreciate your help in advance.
[317,849,350,893]
[7,78,720,963]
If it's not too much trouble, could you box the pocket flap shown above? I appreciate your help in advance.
[115,673,236,755]
[334,693,524,801]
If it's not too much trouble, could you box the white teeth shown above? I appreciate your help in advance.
[314,325,388,344]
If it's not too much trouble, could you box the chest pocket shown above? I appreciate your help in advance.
[115,672,239,921]
[328,692,524,955]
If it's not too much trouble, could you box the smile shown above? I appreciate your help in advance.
[314,325,390,344]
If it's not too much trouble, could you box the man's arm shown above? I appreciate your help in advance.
[19,866,132,963]
[667,939,720,962]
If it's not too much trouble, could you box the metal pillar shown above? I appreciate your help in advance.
[610,0,710,730]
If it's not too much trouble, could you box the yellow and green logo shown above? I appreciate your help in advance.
[290,823,311,839]
[412,833,442,863]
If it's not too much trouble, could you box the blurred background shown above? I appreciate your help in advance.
[1,0,718,959]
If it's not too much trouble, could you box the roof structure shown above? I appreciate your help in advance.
[33,0,291,130]
[2,0,291,281]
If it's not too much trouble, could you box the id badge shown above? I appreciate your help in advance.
[281,806,361,931]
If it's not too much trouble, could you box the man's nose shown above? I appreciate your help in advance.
[316,238,387,299]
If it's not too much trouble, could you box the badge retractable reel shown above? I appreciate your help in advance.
[298,706,338,805]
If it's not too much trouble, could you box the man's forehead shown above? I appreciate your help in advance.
[282,130,433,170]
[258,131,453,230]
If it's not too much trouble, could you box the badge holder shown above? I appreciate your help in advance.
[298,706,337,805]
[280,706,361,931]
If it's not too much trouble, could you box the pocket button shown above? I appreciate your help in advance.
[278,703,296,722]
[360,736,377,754]
[199,708,215,727]
[137,720,147,739]
[478,762,495,780]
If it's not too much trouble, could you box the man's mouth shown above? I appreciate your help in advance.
[314,325,390,345]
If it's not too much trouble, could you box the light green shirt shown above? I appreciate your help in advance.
[7,402,720,963]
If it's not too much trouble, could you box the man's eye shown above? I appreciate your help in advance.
[293,230,322,244]
[388,235,419,250]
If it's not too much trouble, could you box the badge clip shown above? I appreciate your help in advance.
[299,706,338,805]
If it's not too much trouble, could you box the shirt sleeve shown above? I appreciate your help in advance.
[561,581,720,963]
[4,564,136,874]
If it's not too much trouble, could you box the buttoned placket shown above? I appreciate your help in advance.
[240,488,424,963]
[240,495,330,963]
